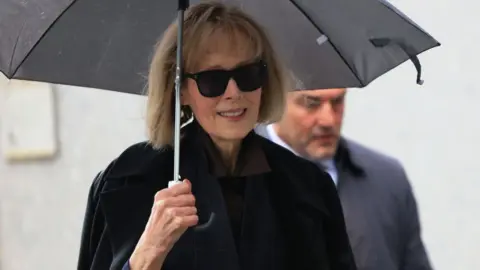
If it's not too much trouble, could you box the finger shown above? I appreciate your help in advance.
[171,215,199,229]
[161,206,197,223]
[182,215,199,227]
[168,180,192,196]
[154,180,192,200]
[154,194,195,209]
[174,206,197,216]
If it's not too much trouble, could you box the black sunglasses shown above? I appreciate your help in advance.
[184,61,267,98]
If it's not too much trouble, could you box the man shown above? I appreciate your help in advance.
[256,88,432,270]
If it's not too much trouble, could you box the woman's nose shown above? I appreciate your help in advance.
[222,78,242,99]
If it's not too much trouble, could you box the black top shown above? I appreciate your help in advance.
[199,123,271,250]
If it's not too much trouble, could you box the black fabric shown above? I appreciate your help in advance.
[194,119,270,252]
[217,175,246,250]
[77,123,357,270]
[1,0,439,94]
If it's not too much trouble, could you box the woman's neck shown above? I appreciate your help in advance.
[211,137,242,173]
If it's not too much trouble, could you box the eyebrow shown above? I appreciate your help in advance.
[299,95,321,102]
[299,93,346,101]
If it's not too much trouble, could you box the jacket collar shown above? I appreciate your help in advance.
[256,124,365,178]
[106,120,272,180]
[194,120,271,177]
[335,138,365,177]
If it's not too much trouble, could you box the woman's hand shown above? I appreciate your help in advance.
[129,179,198,270]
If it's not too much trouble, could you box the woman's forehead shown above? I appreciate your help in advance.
[187,29,262,71]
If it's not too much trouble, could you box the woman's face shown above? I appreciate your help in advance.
[182,40,263,142]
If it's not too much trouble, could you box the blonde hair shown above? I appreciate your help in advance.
[146,1,290,148]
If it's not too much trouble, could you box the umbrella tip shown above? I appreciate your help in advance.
[178,0,189,11]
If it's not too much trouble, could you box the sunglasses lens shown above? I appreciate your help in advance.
[196,70,230,98]
[234,62,266,92]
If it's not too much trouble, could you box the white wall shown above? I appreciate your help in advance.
[0,84,147,270]
[342,0,480,269]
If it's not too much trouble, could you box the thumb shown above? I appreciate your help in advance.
[183,178,192,188]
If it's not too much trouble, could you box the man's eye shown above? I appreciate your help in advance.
[332,97,344,105]
[304,100,320,109]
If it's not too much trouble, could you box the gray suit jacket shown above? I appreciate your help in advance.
[255,125,432,270]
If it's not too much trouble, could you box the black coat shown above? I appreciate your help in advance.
[77,124,357,270]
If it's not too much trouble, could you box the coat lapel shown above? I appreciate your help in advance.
[261,138,333,270]
[98,153,172,269]
[238,173,286,270]
[180,138,241,270]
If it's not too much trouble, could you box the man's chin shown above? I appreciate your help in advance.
[306,145,337,160]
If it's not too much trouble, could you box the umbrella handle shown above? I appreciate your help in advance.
[172,0,215,231]
[172,0,190,183]
[172,1,215,231]
[168,180,182,188]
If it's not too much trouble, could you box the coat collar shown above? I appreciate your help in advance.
[335,138,365,177]
[256,124,365,178]
[194,120,271,177]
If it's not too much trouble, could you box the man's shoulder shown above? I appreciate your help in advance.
[256,134,336,207]
[344,138,404,171]
[343,138,414,192]
[257,134,332,183]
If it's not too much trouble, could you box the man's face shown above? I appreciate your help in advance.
[275,88,346,159]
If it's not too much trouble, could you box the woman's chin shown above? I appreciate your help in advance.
[211,128,253,141]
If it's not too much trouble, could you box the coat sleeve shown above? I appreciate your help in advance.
[400,174,433,270]
[77,170,108,270]
[317,169,357,270]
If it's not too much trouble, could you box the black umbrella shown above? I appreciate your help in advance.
[1,0,440,93]
[0,0,439,183]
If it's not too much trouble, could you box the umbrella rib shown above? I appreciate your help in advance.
[10,0,79,78]
[377,0,438,42]
[289,0,363,86]
[7,21,26,76]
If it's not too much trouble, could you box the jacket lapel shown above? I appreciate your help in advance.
[181,139,241,270]
[98,153,172,269]
[262,139,332,270]
[238,173,288,270]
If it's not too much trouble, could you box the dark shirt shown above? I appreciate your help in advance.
[200,128,271,249]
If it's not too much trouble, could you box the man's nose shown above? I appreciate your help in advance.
[315,102,335,126]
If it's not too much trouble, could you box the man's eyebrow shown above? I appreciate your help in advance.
[299,94,319,100]
[300,95,322,103]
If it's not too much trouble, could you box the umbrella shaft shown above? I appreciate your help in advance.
[173,10,184,182]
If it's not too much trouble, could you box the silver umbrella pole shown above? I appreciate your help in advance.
[169,0,189,187]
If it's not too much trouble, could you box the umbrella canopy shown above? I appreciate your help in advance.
[0,0,440,94]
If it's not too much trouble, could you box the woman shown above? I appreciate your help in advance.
[77,2,356,270]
